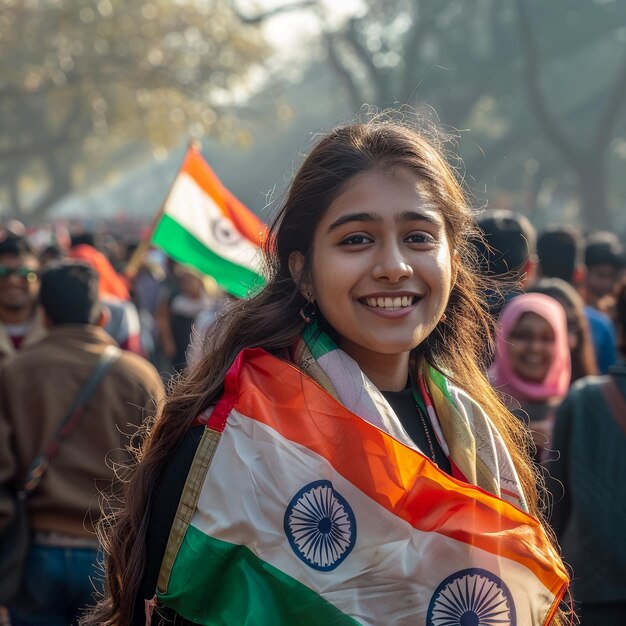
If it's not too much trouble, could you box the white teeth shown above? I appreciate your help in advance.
[364,296,415,309]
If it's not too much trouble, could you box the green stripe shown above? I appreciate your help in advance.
[158,525,360,625]
[152,213,265,298]
[427,364,454,404]
[303,320,337,360]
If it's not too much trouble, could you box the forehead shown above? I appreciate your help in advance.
[588,263,617,276]
[0,252,38,268]
[513,311,554,332]
[320,169,443,225]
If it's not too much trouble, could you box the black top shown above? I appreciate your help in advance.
[170,311,194,372]
[381,386,452,475]
[132,425,205,626]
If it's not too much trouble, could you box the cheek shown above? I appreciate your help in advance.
[311,257,347,311]
[506,342,522,364]
[568,333,578,351]
[434,244,454,289]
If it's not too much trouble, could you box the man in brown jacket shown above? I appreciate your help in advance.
[0,234,46,363]
[0,261,164,625]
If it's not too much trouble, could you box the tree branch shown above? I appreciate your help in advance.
[325,33,365,111]
[342,18,388,103]
[595,53,626,151]
[400,0,433,101]
[0,134,71,164]
[514,0,582,168]
[232,0,317,24]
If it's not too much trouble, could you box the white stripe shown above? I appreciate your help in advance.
[191,410,556,626]
[317,350,417,450]
[164,173,262,272]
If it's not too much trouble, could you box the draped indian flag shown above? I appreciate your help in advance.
[151,146,266,298]
[157,349,568,626]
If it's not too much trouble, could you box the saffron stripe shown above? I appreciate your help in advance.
[182,149,265,246]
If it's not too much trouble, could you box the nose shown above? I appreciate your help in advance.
[372,242,413,283]
[528,336,549,352]
[5,272,24,287]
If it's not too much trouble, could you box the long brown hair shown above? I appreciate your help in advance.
[85,119,567,625]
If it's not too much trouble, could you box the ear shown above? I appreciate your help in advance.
[572,265,586,288]
[97,304,111,328]
[288,251,306,286]
[521,258,537,288]
[43,313,54,330]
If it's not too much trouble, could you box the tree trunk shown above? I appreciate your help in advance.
[576,155,612,231]
[28,155,73,220]
[8,175,22,218]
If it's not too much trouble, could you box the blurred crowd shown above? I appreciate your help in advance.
[0,221,229,376]
[0,211,625,624]
[473,210,626,624]
[0,220,229,626]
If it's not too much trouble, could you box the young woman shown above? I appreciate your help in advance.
[84,121,569,626]
[155,264,220,372]
[489,293,571,461]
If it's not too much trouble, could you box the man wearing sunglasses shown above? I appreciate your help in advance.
[0,234,46,362]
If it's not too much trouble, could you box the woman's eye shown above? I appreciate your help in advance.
[339,234,372,246]
[406,232,435,244]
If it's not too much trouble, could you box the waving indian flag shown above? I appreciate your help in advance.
[151,145,266,298]
[155,349,568,625]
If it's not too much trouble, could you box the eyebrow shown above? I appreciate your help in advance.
[327,210,443,232]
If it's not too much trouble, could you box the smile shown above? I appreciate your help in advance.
[361,296,419,310]
[521,356,547,364]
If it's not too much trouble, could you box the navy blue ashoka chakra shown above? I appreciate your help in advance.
[284,479,356,572]
[427,568,517,626]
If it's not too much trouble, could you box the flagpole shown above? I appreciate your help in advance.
[123,138,200,280]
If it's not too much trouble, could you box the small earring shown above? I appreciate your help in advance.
[439,312,448,323]
[299,299,317,324]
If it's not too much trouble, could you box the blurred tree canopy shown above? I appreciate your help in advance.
[316,0,626,228]
[2,0,624,229]
[0,0,267,217]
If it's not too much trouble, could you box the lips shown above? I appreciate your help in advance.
[522,356,545,363]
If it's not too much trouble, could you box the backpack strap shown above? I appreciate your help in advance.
[21,345,122,495]
[599,377,626,436]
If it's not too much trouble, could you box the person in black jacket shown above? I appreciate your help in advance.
[546,276,626,625]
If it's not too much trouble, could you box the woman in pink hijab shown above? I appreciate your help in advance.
[490,293,571,460]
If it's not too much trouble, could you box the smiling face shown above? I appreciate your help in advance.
[586,263,618,300]
[506,312,556,383]
[0,253,40,314]
[298,169,454,376]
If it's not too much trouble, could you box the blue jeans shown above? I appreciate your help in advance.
[9,545,102,626]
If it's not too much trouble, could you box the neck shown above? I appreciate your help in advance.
[0,306,33,326]
[339,340,410,392]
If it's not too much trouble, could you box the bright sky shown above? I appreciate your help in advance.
[219,0,364,101]
[242,0,365,55]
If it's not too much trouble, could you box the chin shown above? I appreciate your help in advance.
[361,338,421,356]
